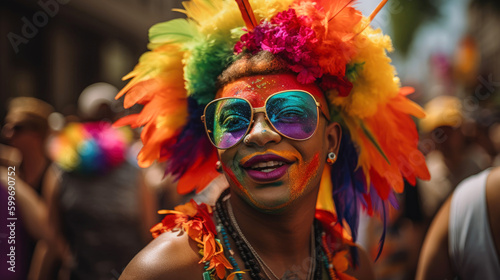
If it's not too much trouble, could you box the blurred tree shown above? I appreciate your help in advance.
[390,0,442,57]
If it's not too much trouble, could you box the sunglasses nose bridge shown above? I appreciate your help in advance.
[247,112,264,131]
[253,107,266,114]
[244,112,280,146]
[249,106,270,131]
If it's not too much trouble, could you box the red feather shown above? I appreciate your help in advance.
[177,150,219,194]
[235,0,258,30]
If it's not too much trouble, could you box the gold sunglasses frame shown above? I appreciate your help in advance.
[201,90,329,150]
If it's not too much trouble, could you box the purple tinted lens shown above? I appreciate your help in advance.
[266,91,318,140]
[205,98,251,149]
[217,129,247,149]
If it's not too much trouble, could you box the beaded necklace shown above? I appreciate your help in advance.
[214,189,330,280]
[226,199,315,280]
[149,193,353,279]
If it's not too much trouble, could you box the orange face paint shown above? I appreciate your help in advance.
[217,73,328,211]
[239,149,300,167]
[291,152,321,199]
[223,149,322,211]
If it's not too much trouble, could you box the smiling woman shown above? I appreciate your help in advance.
[114,0,430,279]
[212,72,334,212]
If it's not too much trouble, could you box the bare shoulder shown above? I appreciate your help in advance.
[486,167,500,260]
[119,230,204,280]
[486,167,500,208]
[416,195,453,280]
[486,167,500,229]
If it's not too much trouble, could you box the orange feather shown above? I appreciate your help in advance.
[368,0,388,22]
[177,150,219,194]
[356,0,389,35]
[327,0,357,23]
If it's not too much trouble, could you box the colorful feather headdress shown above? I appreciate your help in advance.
[115,0,430,256]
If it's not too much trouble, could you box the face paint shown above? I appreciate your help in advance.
[288,152,320,199]
[212,98,251,147]
[223,149,322,211]
[239,149,298,166]
[222,164,248,199]
[217,73,330,212]
[218,73,329,116]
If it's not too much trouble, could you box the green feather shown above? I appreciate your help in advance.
[346,62,365,82]
[185,35,238,104]
[149,18,201,45]
[360,121,390,164]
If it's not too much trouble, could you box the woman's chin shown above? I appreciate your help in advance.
[240,187,295,213]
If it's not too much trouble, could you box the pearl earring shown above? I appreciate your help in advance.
[327,152,337,165]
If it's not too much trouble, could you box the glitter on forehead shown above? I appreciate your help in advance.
[220,74,328,113]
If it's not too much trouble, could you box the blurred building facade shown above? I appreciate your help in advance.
[1,0,184,120]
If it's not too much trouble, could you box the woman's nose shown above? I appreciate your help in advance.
[244,113,281,147]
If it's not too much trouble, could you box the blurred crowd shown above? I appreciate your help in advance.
[1,0,499,279]
[0,83,186,280]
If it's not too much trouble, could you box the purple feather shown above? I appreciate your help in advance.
[329,130,401,265]
[164,97,215,180]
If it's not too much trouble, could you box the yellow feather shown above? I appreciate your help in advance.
[251,0,295,21]
[317,166,336,212]
[117,45,185,100]
[178,0,294,37]
[332,19,400,119]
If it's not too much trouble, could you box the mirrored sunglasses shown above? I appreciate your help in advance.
[202,90,328,149]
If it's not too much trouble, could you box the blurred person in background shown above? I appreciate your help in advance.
[80,82,184,211]
[416,0,500,277]
[468,109,499,167]
[416,166,500,279]
[1,98,55,194]
[360,94,488,280]
[489,120,500,166]
[452,0,500,166]
[0,97,59,280]
[418,95,483,219]
[33,83,158,280]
